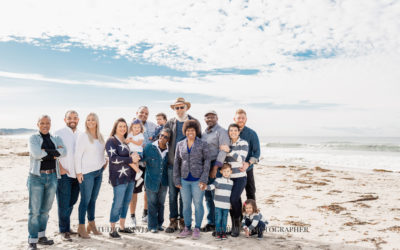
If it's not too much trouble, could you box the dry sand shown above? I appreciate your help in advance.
[1,137,399,250]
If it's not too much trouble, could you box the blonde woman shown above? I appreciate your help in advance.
[74,113,107,238]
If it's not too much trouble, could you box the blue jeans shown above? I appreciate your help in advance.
[56,174,80,232]
[215,208,229,233]
[147,185,168,230]
[180,178,204,229]
[230,177,247,218]
[168,167,183,219]
[78,168,103,224]
[110,181,135,223]
[27,173,57,243]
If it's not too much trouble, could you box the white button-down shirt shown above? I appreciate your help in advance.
[55,126,80,178]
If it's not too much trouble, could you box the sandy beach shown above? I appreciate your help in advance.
[1,136,399,250]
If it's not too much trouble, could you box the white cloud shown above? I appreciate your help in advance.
[0,0,399,71]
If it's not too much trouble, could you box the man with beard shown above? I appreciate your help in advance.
[233,109,260,201]
[164,97,201,233]
[55,110,81,241]
[200,110,229,233]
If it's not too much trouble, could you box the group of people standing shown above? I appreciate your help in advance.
[26,97,262,250]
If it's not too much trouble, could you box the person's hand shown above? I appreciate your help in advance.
[199,182,207,190]
[59,163,69,175]
[149,136,153,140]
[175,185,182,189]
[103,159,109,169]
[209,166,218,178]
[57,145,63,149]
[240,162,250,172]
[219,145,230,153]
[76,173,84,184]
[131,153,140,163]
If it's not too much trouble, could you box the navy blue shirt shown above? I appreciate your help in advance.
[175,120,186,148]
[239,126,261,171]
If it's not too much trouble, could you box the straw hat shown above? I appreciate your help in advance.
[170,97,191,110]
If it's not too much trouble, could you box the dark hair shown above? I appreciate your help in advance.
[228,123,240,132]
[182,119,201,138]
[242,199,259,214]
[221,163,232,170]
[156,112,167,121]
[110,118,128,138]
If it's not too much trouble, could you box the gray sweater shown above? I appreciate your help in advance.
[173,138,210,186]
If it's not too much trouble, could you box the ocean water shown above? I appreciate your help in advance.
[3,134,399,172]
[260,137,400,172]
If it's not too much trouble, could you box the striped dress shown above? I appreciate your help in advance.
[225,138,249,179]
[206,177,233,209]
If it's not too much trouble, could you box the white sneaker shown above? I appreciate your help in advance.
[135,170,143,181]
[142,214,148,223]
[130,216,137,228]
[135,178,143,187]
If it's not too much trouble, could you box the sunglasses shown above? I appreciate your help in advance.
[174,106,185,110]
[160,134,170,140]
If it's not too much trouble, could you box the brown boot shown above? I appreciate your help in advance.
[179,218,185,231]
[87,221,102,235]
[165,218,178,233]
[77,224,90,239]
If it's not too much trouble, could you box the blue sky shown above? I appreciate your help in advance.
[0,0,399,137]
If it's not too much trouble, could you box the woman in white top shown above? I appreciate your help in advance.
[74,113,107,238]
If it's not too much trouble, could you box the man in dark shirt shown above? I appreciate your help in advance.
[234,109,261,200]
[164,97,201,233]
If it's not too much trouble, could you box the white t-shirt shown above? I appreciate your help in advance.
[127,133,144,153]
[55,127,80,178]
[74,132,106,175]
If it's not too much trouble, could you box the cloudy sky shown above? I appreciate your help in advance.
[0,0,399,137]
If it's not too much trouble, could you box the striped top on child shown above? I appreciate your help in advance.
[206,177,233,209]
[242,212,264,231]
[225,138,249,179]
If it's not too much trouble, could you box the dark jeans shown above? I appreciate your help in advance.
[204,161,221,225]
[56,174,80,232]
[244,217,266,238]
[78,168,103,224]
[28,173,57,243]
[245,168,256,200]
[147,185,168,230]
[167,167,183,219]
[230,176,247,218]
[215,208,229,233]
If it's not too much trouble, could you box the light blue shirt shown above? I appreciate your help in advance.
[142,120,157,145]
[29,132,67,178]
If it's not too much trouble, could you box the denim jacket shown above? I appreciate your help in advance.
[29,132,67,179]
[173,137,210,186]
[143,141,169,192]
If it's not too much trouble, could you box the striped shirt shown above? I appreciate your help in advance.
[225,138,249,178]
[242,212,263,231]
[206,177,233,209]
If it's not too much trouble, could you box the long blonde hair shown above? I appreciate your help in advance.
[85,113,105,144]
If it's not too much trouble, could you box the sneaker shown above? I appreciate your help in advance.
[192,228,200,240]
[221,232,227,240]
[177,227,192,238]
[142,214,148,223]
[135,170,143,181]
[118,227,134,234]
[215,232,222,240]
[150,229,158,233]
[135,178,143,187]
[109,230,121,238]
[130,216,137,228]
[158,226,164,231]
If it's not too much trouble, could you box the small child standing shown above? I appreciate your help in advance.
[152,113,167,141]
[205,163,233,240]
[242,199,267,240]
[126,119,145,187]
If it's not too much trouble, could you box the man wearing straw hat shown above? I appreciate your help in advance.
[164,97,201,233]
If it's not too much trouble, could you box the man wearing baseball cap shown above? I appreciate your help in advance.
[201,110,229,233]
